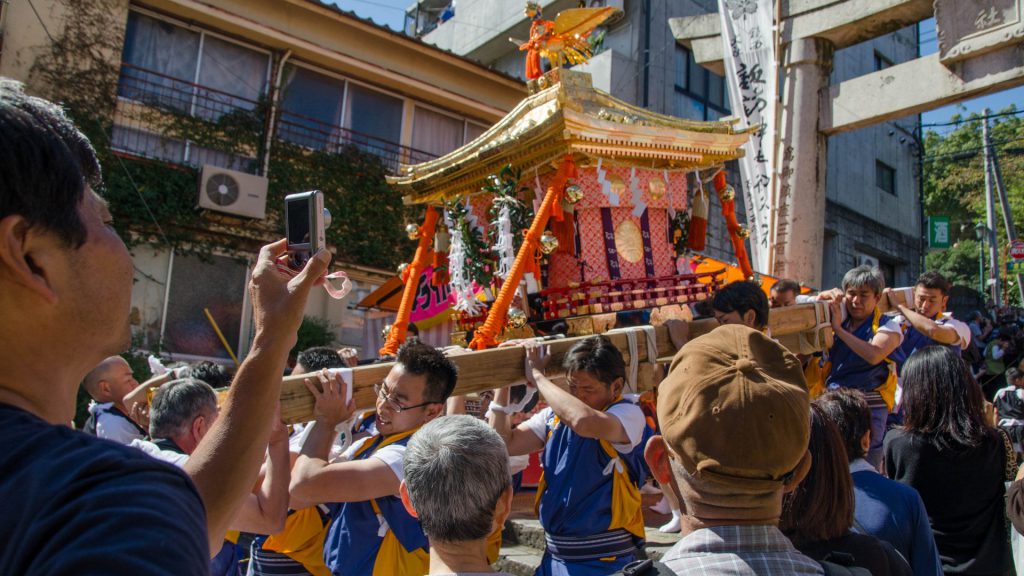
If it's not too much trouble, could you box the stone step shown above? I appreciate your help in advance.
[494,544,544,576]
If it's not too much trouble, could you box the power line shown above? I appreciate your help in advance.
[921,108,1024,128]
[26,0,56,44]
[922,136,1024,161]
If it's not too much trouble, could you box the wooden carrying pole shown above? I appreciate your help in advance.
[380,206,440,357]
[279,301,832,424]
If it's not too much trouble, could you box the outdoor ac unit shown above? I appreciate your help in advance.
[198,165,268,219]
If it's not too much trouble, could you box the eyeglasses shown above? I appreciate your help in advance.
[373,383,437,413]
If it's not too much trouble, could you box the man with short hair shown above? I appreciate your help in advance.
[489,335,650,576]
[81,355,148,443]
[823,265,904,466]
[712,280,770,330]
[400,415,515,575]
[290,341,457,576]
[645,325,821,574]
[815,389,942,576]
[890,271,971,371]
[769,278,801,308]
[0,79,329,573]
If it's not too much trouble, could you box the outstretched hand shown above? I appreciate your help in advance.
[523,342,550,388]
[302,369,355,426]
[250,239,331,341]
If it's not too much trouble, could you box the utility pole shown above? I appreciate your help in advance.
[981,109,1001,305]
[986,114,1024,304]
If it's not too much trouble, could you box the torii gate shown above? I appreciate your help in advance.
[671,0,1024,287]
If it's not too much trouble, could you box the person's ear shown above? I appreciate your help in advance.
[783,450,812,494]
[611,377,624,397]
[98,380,112,400]
[644,435,673,485]
[399,480,418,518]
[423,401,445,422]
[492,485,513,531]
[0,216,61,305]
[742,309,758,328]
[191,415,206,444]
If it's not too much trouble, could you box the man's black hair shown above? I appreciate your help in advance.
[771,278,801,295]
[0,79,101,247]
[814,389,871,462]
[563,335,626,388]
[187,361,232,389]
[396,341,457,403]
[296,346,344,372]
[916,271,951,296]
[712,281,770,329]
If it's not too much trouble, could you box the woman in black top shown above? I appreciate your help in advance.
[885,345,1010,575]
[781,404,912,575]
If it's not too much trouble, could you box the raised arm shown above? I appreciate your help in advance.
[229,405,290,535]
[488,384,545,457]
[829,299,902,366]
[896,303,960,345]
[184,240,330,555]
[523,344,631,444]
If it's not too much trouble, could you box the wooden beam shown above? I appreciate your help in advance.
[276,302,833,424]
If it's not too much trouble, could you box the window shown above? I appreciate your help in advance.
[345,83,404,161]
[163,253,249,360]
[278,66,345,150]
[410,106,488,162]
[873,51,893,71]
[673,45,730,121]
[116,10,269,170]
[875,160,896,195]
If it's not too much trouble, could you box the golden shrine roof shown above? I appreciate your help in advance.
[389,68,755,205]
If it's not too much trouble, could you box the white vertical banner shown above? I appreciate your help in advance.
[717,0,776,274]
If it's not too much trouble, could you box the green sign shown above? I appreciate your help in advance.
[928,216,951,249]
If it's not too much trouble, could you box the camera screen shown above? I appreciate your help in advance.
[287,197,311,245]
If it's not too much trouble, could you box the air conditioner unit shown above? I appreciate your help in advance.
[198,165,268,219]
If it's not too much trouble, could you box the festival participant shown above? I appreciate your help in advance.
[251,346,347,576]
[711,280,770,330]
[0,78,330,572]
[769,278,801,308]
[885,346,1012,574]
[489,335,649,576]
[290,341,456,576]
[822,265,903,467]
[81,355,150,443]
[400,415,515,576]
[890,272,971,371]
[779,404,912,575]
[815,389,942,576]
[644,325,821,574]
[130,378,291,576]
[994,367,1024,451]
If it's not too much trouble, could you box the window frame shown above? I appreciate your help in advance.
[673,45,730,122]
[875,159,896,195]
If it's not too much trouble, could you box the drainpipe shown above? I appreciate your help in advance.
[261,49,292,178]
[642,0,651,108]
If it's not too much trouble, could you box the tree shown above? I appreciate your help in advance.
[923,105,1024,306]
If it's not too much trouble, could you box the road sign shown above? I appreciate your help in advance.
[928,216,951,249]
[1009,240,1024,274]
[1010,240,1024,260]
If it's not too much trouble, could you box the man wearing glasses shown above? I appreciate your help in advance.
[291,341,457,576]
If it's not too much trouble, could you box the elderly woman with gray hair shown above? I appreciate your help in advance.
[401,415,515,576]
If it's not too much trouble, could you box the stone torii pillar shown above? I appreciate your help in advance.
[774,38,833,285]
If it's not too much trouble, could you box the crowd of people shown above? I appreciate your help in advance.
[3,80,1024,576]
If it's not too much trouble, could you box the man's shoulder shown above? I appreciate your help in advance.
[0,405,209,574]
[852,470,921,505]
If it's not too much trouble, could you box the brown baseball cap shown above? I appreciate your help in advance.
[657,324,810,489]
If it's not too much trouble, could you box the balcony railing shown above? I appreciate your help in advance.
[114,63,436,173]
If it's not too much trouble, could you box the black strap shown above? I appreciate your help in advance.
[616,559,676,576]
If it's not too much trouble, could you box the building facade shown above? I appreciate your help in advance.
[0,0,524,361]
[415,0,922,289]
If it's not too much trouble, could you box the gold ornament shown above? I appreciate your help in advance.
[614,220,644,264]
[507,307,528,329]
[608,174,626,197]
[405,223,420,240]
[539,231,560,255]
[736,226,751,239]
[381,324,393,340]
[648,178,666,201]
[564,180,584,204]
[397,262,409,275]
[561,198,575,214]
[720,185,736,202]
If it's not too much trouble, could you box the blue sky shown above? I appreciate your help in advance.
[338,2,1022,125]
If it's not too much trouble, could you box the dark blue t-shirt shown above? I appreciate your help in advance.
[0,403,210,575]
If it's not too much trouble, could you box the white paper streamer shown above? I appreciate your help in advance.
[630,166,646,217]
[491,201,515,279]
[445,204,483,315]
[597,158,619,206]
[666,170,675,219]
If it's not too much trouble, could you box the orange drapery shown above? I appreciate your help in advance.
[380,206,439,357]
[470,155,575,350]
[713,171,754,279]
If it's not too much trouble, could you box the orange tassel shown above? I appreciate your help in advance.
[687,188,709,252]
